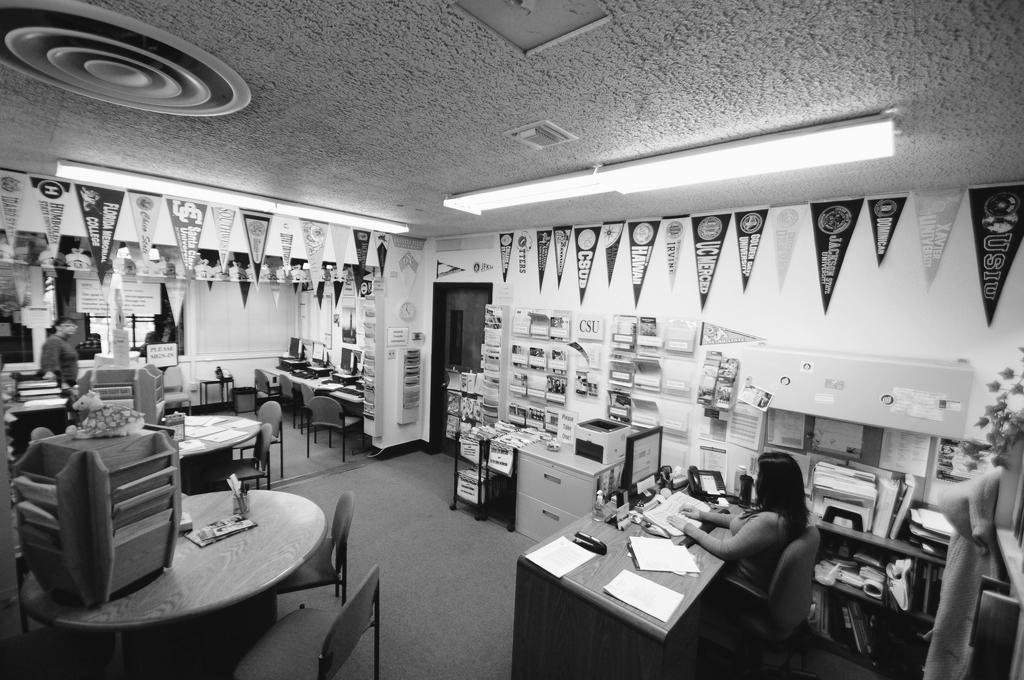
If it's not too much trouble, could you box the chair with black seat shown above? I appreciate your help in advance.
[299,382,316,434]
[235,565,380,680]
[277,490,354,601]
[278,373,296,426]
[339,397,368,454]
[0,627,115,680]
[202,422,273,490]
[236,400,285,479]
[306,396,360,461]
[255,368,281,403]
[162,365,192,415]
[716,523,821,679]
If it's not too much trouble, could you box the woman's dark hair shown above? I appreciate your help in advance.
[751,451,808,541]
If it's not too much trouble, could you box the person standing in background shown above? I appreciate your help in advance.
[40,317,80,389]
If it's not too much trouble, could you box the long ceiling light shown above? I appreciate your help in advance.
[55,160,409,233]
[442,114,895,214]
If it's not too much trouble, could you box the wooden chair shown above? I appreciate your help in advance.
[306,396,362,461]
[235,565,380,680]
[162,365,192,415]
[202,422,273,490]
[277,491,354,600]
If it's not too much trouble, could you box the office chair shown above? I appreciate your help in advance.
[202,422,273,490]
[277,491,354,600]
[236,401,284,479]
[235,565,380,680]
[278,373,297,425]
[0,627,114,680]
[162,365,192,415]
[306,396,360,461]
[340,397,368,454]
[718,523,821,679]
[299,383,316,434]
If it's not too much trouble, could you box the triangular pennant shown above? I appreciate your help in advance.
[164,279,187,327]
[30,176,73,247]
[315,281,325,307]
[867,195,907,265]
[0,168,28,247]
[353,229,372,272]
[165,197,208,275]
[436,261,465,278]
[734,208,768,291]
[700,322,764,345]
[75,183,125,281]
[627,219,660,306]
[968,184,1024,326]
[771,204,806,291]
[241,209,271,284]
[516,230,532,275]
[211,206,236,274]
[603,221,624,285]
[239,280,251,308]
[553,225,572,287]
[330,224,351,273]
[12,261,29,307]
[499,232,514,282]
[333,280,344,306]
[661,215,687,289]
[573,225,600,304]
[270,282,281,308]
[301,220,327,287]
[293,280,301,294]
[276,216,296,267]
[535,229,552,290]
[207,279,214,291]
[398,250,420,294]
[55,268,74,310]
[914,189,963,289]
[376,233,389,273]
[691,213,732,310]
[127,191,162,261]
[811,197,863,314]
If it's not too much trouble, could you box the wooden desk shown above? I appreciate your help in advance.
[21,490,325,678]
[512,515,728,680]
[267,366,364,404]
[177,415,261,493]
[199,377,234,407]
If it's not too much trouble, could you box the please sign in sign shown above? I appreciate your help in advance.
[146,343,178,367]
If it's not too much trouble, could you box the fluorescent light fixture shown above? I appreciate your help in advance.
[55,160,409,234]
[442,114,895,213]
[598,114,895,194]
[443,168,605,215]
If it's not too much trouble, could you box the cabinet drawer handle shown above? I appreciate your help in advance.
[543,473,562,485]
[541,509,560,522]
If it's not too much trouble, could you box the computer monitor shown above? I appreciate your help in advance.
[288,336,301,357]
[311,341,326,366]
[351,350,362,375]
[621,426,663,491]
[340,347,353,373]
[301,339,315,362]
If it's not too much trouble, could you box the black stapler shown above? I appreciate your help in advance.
[573,531,608,555]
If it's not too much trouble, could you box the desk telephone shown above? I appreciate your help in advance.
[687,466,726,499]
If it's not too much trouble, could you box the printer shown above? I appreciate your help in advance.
[575,418,630,465]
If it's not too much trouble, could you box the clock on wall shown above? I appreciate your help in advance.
[399,301,416,321]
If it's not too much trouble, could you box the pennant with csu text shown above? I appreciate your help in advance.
[553,225,572,288]
[436,261,465,278]
[968,183,1024,326]
[75,183,125,285]
[241,209,271,284]
[301,220,327,287]
[603,221,624,284]
[661,215,686,289]
[0,168,27,247]
[734,208,768,292]
[771,204,807,291]
[166,196,209,274]
[128,191,162,261]
[516,230,532,274]
[536,228,552,290]
[700,322,764,346]
[867,195,907,265]
[692,213,731,310]
[627,219,660,307]
[499,232,513,282]
[913,189,963,289]
[574,225,600,303]
[31,176,73,247]
[212,206,236,275]
[376,233,389,273]
[811,197,863,314]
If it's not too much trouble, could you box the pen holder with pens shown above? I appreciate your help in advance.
[232,491,249,516]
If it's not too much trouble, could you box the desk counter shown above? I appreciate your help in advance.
[267,367,364,404]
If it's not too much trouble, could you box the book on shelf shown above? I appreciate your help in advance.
[888,474,917,539]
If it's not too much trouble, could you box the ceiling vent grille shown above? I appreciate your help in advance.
[504,120,578,150]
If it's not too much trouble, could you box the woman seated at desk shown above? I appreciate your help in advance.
[670,452,809,591]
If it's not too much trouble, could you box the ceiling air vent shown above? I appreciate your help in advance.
[505,120,578,150]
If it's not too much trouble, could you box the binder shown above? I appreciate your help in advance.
[888,475,917,539]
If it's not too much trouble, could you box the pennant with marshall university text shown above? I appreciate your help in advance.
[914,189,963,289]
[75,183,125,284]
[867,195,907,265]
[627,219,660,306]
[436,261,465,278]
[498,232,513,282]
[811,197,863,314]
[771,204,806,291]
[603,221,624,285]
[536,228,552,290]
[661,215,686,289]
[574,225,599,303]
[968,184,1024,326]
[0,168,27,247]
[31,176,73,247]
[553,225,572,288]
[734,208,768,291]
[241,209,271,284]
[166,196,209,274]
[692,213,731,310]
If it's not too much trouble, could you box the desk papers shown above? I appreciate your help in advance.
[187,426,224,438]
[629,536,700,575]
[603,569,684,623]
[177,439,204,453]
[186,416,224,427]
[525,536,597,578]
[204,428,248,443]
[642,492,710,537]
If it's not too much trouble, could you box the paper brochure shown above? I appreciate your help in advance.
[525,536,597,578]
[603,569,684,623]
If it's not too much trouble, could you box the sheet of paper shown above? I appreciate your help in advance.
[524,536,597,578]
[629,536,700,575]
[725,402,764,450]
[879,429,931,476]
[203,428,249,442]
[187,425,224,438]
[766,410,805,448]
[642,492,709,537]
[186,416,224,427]
[603,569,685,622]
[178,439,204,452]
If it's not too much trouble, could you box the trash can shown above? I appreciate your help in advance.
[232,386,257,415]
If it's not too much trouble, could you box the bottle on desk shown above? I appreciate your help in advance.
[593,490,605,521]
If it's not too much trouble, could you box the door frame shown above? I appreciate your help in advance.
[429,282,493,453]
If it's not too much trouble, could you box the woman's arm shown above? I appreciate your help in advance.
[694,509,734,529]
[683,513,784,560]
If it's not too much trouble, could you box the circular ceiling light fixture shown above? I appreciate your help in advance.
[0,0,250,116]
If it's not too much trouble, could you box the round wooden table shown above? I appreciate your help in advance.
[21,490,326,677]
[176,415,262,493]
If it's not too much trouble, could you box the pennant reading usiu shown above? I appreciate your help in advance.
[31,176,73,247]
[376,233,389,273]
[968,184,1024,326]
[166,197,208,273]
[734,208,768,291]
[811,198,863,314]
[128,191,161,260]
[914,189,963,289]
[692,213,731,310]
[498,232,513,282]
[353,229,372,271]
[661,215,686,289]
[76,183,125,285]
[536,228,552,290]
[603,221,624,284]
[627,219,660,306]
[241,209,271,283]
[771,204,806,291]
[301,220,327,286]
[0,169,27,246]
[867,195,907,265]
[553,225,572,288]
[516,231,532,274]
[211,206,236,275]
[574,225,599,303]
